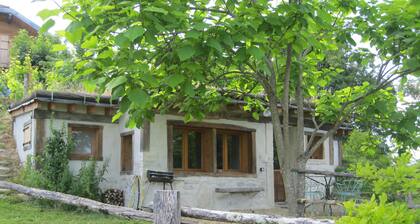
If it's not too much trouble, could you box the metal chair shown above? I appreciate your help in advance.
[305,176,325,200]
[333,179,363,202]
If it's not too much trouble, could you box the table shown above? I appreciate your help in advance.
[292,169,357,215]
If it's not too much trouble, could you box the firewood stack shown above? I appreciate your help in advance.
[102,189,124,206]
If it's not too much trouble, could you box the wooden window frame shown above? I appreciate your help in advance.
[120,131,134,174]
[216,130,249,174]
[168,121,256,176]
[68,124,103,161]
[172,126,205,172]
[305,134,325,160]
[23,121,32,151]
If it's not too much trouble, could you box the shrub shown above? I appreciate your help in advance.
[40,129,73,192]
[337,194,419,224]
[71,159,108,200]
[14,127,107,202]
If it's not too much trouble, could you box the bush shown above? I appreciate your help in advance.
[71,159,108,200]
[337,194,419,224]
[14,128,107,202]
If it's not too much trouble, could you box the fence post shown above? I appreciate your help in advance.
[153,190,181,224]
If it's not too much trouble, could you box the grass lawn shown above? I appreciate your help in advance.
[0,194,151,224]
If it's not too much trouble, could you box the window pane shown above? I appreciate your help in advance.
[72,130,94,154]
[172,128,183,169]
[216,134,223,170]
[227,134,240,170]
[188,131,202,169]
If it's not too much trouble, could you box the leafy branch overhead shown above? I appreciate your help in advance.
[40,0,419,216]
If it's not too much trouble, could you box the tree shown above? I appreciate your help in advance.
[43,0,419,216]
[0,30,78,100]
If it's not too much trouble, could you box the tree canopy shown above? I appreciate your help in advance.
[40,0,419,216]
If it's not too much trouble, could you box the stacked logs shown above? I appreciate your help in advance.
[102,189,124,206]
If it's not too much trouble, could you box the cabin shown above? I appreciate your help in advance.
[0,5,39,68]
[8,91,344,210]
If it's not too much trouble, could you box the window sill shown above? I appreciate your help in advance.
[215,187,264,193]
[174,171,257,178]
[120,171,133,175]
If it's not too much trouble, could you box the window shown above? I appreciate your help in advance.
[169,122,254,175]
[23,122,31,150]
[307,135,324,160]
[172,127,204,171]
[68,124,102,160]
[121,132,133,173]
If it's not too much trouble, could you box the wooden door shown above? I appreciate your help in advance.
[274,169,286,202]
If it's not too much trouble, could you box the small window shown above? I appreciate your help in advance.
[23,122,31,150]
[216,131,252,173]
[172,127,203,171]
[121,133,133,173]
[68,124,102,160]
[307,135,324,160]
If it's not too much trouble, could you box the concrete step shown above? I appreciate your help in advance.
[0,174,12,180]
[0,161,12,166]
[0,166,11,174]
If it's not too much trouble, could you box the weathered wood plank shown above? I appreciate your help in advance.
[153,190,181,224]
[181,207,334,224]
[33,110,116,123]
[0,181,334,224]
[0,181,153,220]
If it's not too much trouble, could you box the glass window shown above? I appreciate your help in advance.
[68,124,102,160]
[216,134,223,170]
[227,134,240,170]
[72,129,95,154]
[173,128,183,169]
[188,131,202,169]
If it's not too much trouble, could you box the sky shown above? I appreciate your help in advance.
[0,0,68,33]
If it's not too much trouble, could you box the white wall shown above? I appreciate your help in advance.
[12,111,34,163]
[141,114,275,210]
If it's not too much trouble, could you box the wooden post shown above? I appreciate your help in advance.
[153,190,181,224]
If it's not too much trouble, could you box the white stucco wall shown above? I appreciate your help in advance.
[12,111,35,163]
[140,114,275,211]
[11,110,343,210]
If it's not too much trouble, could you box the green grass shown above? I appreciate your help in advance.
[0,194,151,224]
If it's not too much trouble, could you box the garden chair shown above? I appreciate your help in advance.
[333,179,363,202]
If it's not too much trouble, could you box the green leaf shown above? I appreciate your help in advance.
[112,112,124,123]
[248,46,264,60]
[166,74,185,87]
[106,76,127,90]
[124,26,145,42]
[186,30,201,39]
[98,49,113,59]
[208,39,222,52]
[82,80,96,93]
[115,33,130,48]
[39,19,55,33]
[143,6,168,15]
[52,44,66,52]
[127,89,149,107]
[65,21,83,43]
[37,9,60,20]
[81,36,98,49]
[177,46,195,61]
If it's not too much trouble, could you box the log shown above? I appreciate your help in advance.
[1,181,334,224]
[0,181,153,221]
[181,207,334,224]
[153,190,181,224]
